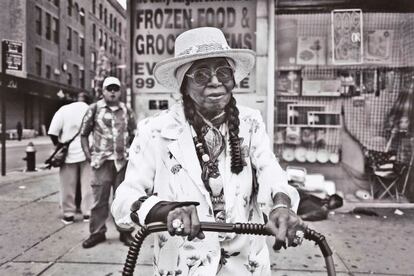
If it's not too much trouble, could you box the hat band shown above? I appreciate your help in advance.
[177,42,231,57]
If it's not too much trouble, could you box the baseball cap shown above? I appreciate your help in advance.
[103,76,121,88]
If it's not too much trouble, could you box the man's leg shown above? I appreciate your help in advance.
[79,160,93,220]
[89,160,115,236]
[113,163,134,245]
[59,163,78,224]
[83,161,116,248]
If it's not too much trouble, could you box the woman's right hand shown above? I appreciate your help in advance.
[166,205,205,241]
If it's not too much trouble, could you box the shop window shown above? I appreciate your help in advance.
[45,13,52,40]
[67,27,72,51]
[35,48,42,76]
[35,6,42,35]
[53,18,59,44]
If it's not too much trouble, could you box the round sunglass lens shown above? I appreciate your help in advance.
[193,69,211,85]
[216,67,233,81]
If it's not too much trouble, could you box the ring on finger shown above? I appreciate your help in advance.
[293,230,304,245]
[172,218,183,229]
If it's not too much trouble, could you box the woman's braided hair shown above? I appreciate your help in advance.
[181,88,244,175]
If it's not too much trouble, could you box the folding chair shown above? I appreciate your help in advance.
[366,150,405,201]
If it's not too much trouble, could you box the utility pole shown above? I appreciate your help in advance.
[1,41,7,176]
[1,40,23,176]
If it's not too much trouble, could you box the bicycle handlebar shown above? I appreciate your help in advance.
[122,221,336,276]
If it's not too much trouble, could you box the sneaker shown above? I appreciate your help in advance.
[82,233,106,248]
[83,215,90,222]
[61,216,75,225]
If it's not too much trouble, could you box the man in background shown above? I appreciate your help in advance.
[48,92,94,224]
[80,76,136,248]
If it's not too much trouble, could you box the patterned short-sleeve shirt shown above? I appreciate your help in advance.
[80,99,136,170]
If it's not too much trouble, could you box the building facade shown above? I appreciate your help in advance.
[0,0,127,134]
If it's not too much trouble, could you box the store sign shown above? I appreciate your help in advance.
[132,0,256,94]
[331,9,363,65]
[2,40,23,71]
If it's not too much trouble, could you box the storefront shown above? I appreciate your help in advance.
[0,73,82,136]
[274,0,414,201]
[128,0,414,202]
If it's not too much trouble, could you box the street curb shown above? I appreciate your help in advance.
[0,168,58,186]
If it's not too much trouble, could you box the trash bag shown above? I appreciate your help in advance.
[297,191,343,221]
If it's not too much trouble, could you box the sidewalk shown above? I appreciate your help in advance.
[0,171,414,275]
[4,136,52,148]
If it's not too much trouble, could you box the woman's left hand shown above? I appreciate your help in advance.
[265,207,306,250]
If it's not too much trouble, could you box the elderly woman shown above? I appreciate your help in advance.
[112,27,303,275]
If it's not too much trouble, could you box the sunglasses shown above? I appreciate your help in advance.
[186,66,234,86]
[106,84,120,92]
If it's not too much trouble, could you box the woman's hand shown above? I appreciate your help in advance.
[166,205,205,241]
[266,207,306,250]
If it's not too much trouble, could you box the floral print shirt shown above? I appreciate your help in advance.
[80,99,136,170]
[112,104,299,275]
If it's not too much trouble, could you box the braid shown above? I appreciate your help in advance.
[182,88,244,175]
[225,96,244,174]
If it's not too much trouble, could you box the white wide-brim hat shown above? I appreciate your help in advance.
[153,27,256,90]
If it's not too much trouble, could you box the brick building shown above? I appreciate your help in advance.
[0,0,127,134]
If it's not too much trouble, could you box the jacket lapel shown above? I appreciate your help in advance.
[164,107,211,200]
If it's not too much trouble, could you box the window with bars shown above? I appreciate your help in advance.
[35,7,42,35]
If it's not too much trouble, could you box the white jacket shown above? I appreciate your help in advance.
[112,103,299,276]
